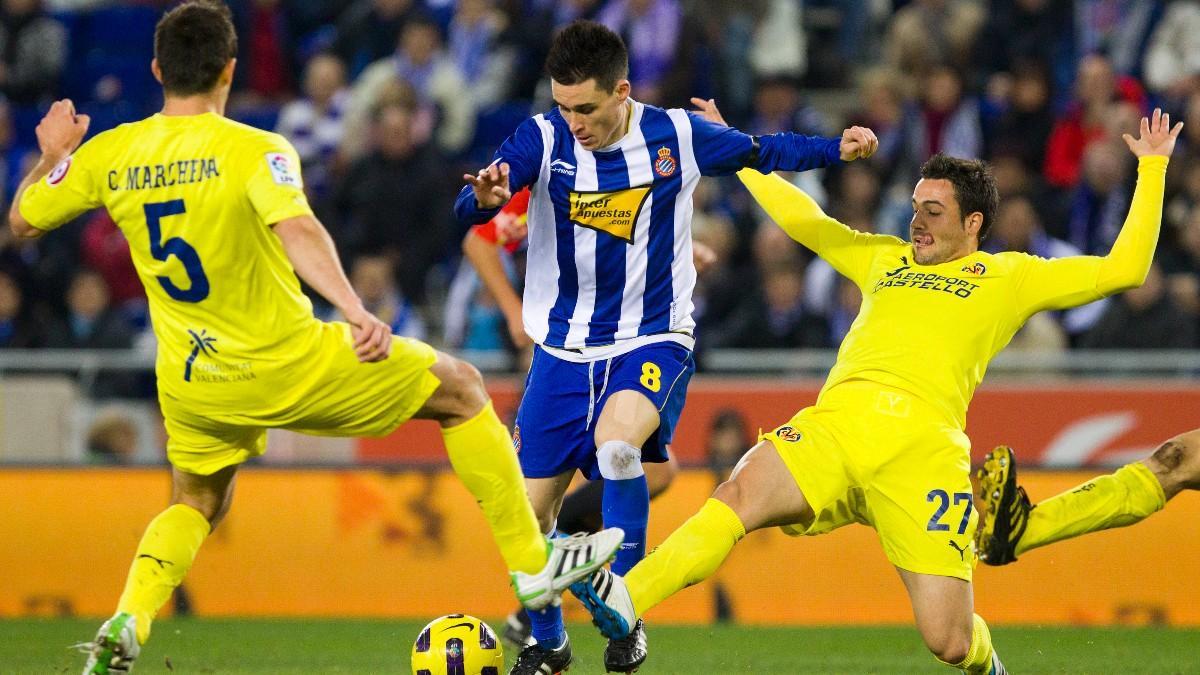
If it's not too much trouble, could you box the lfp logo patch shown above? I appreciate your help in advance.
[46,156,72,186]
[961,262,987,276]
[266,152,300,187]
[775,426,802,443]
[653,147,676,177]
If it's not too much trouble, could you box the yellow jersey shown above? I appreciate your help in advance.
[738,156,1167,428]
[19,112,317,401]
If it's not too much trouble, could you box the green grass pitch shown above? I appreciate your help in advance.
[5,618,1198,673]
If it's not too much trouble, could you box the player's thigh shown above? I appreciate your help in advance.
[287,330,441,436]
[896,567,975,661]
[512,347,598,479]
[593,342,696,460]
[868,426,976,582]
[712,440,814,532]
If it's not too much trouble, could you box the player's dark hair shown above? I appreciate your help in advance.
[154,0,238,96]
[920,154,999,242]
[545,20,628,92]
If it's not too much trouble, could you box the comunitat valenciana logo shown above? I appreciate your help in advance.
[46,157,72,186]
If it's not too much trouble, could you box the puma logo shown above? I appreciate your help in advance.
[948,540,970,561]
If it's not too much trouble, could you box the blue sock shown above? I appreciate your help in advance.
[529,531,565,649]
[528,600,565,649]
[603,474,649,576]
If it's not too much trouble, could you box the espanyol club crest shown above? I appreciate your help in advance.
[653,146,676,177]
[512,424,522,452]
[46,156,72,186]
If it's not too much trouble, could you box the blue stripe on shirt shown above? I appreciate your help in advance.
[586,147,632,346]
[544,124,579,347]
[638,107,681,336]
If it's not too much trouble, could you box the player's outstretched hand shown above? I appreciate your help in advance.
[345,305,393,363]
[1123,107,1184,158]
[36,99,90,163]
[463,162,512,210]
[690,97,728,127]
[839,125,878,161]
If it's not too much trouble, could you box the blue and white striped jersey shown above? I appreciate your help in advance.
[456,99,841,353]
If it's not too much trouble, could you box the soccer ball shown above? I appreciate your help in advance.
[410,614,504,675]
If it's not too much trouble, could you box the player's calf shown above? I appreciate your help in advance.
[1144,429,1200,499]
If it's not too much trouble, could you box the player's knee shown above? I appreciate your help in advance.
[434,357,488,420]
[596,441,644,480]
[711,477,745,515]
[923,629,971,666]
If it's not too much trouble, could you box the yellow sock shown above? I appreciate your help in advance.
[936,614,1000,674]
[443,401,546,575]
[1016,462,1165,556]
[116,504,210,644]
[626,498,745,616]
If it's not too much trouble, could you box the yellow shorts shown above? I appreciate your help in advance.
[161,322,441,475]
[763,381,977,580]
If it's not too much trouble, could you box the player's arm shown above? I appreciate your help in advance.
[462,227,529,348]
[454,117,543,225]
[736,168,882,287]
[273,214,390,362]
[686,97,878,176]
[1015,109,1181,313]
[10,99,93,239]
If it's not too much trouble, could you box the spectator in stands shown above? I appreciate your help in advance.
[973,0,1072,90]
[44,268,134,350]
[883,0,984,79]
[332,0,418,78]
[984,59,1056,174]
[1142,0,1200,105]
[447,0,516,108]
[331,100,449,303]
[1044,54,1148,188]
[86,407,139,465]
[275,52,349,199]
[232,0,294,102]
[332,254,427,341]
[597,0,683,106]
[911,65,982,162]
[0,267,41,347]
[1074,0,1161,77]
[1080,262,1199,350]
[826,276,862,345]
[710,261,830,350]
[344,14,475,158]
[1067,141,1133,255]
[747,74,829,138]
[0,0,65,106]
[1161,204,1200,318]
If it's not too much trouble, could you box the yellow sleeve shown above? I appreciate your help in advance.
[1014,155,1168,314]
[17,141,103,231]
[244,134,314,226]
[737,168,889,287]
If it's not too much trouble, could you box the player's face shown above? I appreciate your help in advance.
[910,178,980,265]
[551,77,631,151]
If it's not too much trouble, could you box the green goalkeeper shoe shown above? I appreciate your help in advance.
[975,445,1032,566]
[78,612,140,674]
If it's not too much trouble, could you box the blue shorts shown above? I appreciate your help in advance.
[514,342,695,480]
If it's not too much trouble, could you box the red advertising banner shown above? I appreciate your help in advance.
[357,378,1200,468]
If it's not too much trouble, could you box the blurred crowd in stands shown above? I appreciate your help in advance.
[0,0,1198,390]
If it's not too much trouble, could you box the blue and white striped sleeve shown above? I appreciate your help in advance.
[454,117,544,226]
[688,112,842,177]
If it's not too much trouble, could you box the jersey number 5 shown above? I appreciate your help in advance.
[145,199,210,302]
